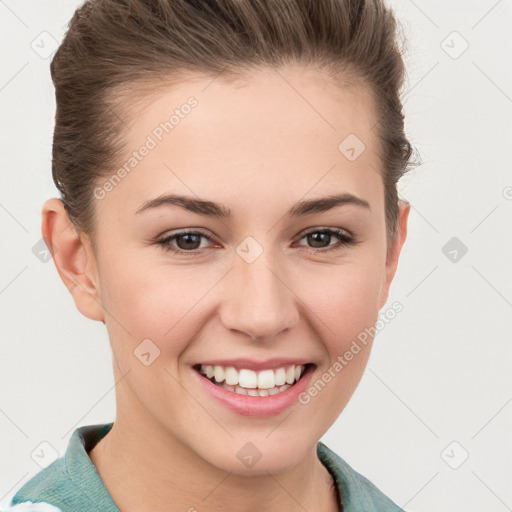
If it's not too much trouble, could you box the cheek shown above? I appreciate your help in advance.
[99,239,385,363]
[98,251,220,358]
[293,260,382,423]
[300,257,384,345]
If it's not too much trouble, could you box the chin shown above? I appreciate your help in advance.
[195,435,310,476]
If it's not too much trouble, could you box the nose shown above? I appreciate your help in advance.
[219,250,299,342]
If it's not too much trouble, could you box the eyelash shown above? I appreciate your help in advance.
[155,228,359,256]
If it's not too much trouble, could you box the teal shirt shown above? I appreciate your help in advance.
[7,423,404,512]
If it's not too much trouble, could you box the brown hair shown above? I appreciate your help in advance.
[50,0,417,251]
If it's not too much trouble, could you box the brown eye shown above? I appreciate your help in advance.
[306,231,333,248]
[174,233,203,251]
[157,230,213,254]
[296,228,358,253]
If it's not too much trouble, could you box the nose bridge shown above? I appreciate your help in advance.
[221,244,298,340]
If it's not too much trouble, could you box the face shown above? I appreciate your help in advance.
[53,65,408,475]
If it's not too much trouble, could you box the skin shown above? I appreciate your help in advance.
[42,65,409,512]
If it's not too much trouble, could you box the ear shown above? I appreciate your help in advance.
[378,199,410,309]
[41,198,105,323]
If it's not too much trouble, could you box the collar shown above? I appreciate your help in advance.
[61,422,401,512]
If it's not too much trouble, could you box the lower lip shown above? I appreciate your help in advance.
[192,365,315,417]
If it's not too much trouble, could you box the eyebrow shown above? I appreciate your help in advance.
[135,192,371,217]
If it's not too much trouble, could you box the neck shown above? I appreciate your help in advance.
[88,412,339,512]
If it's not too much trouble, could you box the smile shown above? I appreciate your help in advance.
[194,363,312,397]
[192,361,316,416]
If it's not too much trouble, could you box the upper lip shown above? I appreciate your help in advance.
[193,358,314,371]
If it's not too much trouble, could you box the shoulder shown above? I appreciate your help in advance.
[6,423,116,512]
[2,501,63,512]
[6,457,71,512]
[317,441,405,512]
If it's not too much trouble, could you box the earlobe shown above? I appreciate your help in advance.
[41,198,105,323]
[378,199,410,309]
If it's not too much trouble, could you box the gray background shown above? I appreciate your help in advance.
[1,1,511,511]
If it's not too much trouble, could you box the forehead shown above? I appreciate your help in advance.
[99,66,383,217]
[123,65,378,150]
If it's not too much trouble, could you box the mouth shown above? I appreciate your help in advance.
[193,363,315,397]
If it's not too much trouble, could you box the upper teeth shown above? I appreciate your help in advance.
[200,364,306,389]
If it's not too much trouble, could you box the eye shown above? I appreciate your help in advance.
[156,230,215,255]
[295,227,359,253]
[155,227,359,256]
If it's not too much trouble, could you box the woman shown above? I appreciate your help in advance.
[7,0,415,510]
